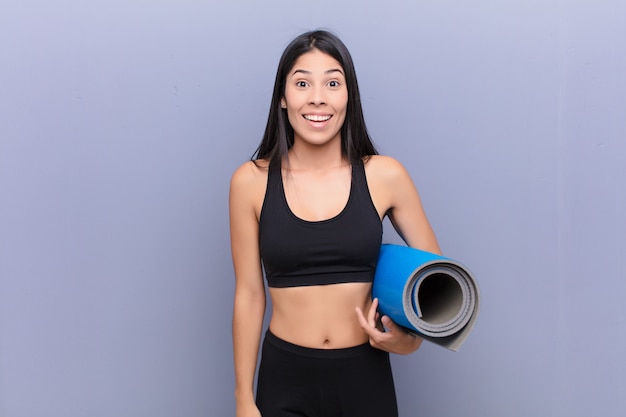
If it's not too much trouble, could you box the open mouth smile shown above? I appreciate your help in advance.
[303,114,332,122]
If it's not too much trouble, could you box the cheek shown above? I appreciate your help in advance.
[336,92,348,113]
[285,107,300,127]
[336,96,348,119]
[283,93,303,120]
[335,111,347,128]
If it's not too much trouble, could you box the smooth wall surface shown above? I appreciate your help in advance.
[1,1,625,416]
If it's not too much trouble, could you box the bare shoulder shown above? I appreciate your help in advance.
[364,155,412,184]
[230,159,269,190]
[363,155,416,217]
[230,159,269,217]
[365,156,440,252]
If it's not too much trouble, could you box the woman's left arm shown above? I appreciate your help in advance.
[380,156,441,255]
[356,155,441,354]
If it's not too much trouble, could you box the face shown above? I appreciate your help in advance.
[281,49,348,148]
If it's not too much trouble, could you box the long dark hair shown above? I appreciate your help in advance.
[253,30,377,166]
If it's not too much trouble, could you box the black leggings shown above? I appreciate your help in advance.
[256,330,398,417]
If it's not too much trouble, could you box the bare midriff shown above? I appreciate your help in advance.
[268,282,373,349]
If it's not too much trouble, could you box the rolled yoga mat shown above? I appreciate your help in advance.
[373,244,480,351]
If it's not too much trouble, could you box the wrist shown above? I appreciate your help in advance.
[235,388,255,404]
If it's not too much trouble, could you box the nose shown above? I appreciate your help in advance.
[309,85,326,105]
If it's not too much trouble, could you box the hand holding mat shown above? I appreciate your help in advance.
[372,244,480,351]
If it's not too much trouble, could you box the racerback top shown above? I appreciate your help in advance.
[259,160,383,288]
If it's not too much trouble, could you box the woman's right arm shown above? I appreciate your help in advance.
[230,162,267,417]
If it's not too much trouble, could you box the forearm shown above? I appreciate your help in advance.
[232,290,266,402]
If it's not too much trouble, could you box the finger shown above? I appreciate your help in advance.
[356,308,380,344]
[367,298,379,325]
[355,307,371,330]
[359,304,388,334]
[381,316,418,345]
[381,315,396,333]
[374,311,385,331]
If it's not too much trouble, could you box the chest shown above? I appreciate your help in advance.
[281,167,351,222]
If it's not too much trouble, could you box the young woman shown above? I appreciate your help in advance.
[229,30,441,417]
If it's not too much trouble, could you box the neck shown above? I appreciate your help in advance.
[287,140,346,171]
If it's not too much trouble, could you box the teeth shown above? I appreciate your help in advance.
[304,114,331,122]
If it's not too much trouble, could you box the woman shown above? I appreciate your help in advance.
[229,30,441,417]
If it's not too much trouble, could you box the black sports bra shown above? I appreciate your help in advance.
[259,160,383,288]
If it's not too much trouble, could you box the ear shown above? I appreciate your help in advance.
[280,99,287,109]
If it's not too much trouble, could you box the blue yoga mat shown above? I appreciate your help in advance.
[373,244,480,351]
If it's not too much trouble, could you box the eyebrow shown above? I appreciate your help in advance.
[291,68,345,76]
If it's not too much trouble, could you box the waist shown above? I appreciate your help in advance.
[264,329,373,358]
[268,282,372,348]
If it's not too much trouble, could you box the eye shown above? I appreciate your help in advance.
[296,80,308,88]
[328,80,340,88]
